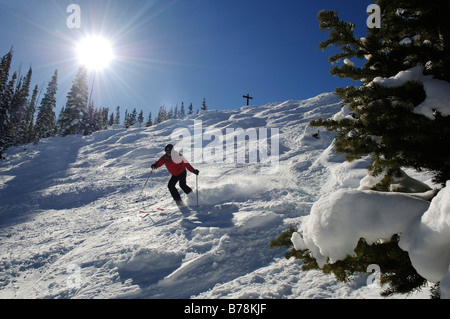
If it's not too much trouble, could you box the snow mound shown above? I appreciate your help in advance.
[300,189,430,267]
[233,211,282,232]
[399,181,450,285]
[116,249,184,287]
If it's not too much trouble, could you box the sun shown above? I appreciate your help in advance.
[77,36,114,71]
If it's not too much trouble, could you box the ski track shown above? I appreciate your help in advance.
[0,93,430,299]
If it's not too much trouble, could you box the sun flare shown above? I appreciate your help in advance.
[77,36,114,71]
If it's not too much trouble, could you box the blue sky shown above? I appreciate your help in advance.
[0,0,373,117]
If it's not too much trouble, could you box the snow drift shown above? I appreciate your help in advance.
[294,179,450,297]
[399,181,450,284]
[300,189,430,267]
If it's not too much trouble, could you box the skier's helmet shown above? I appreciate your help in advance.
[165,144,174,152]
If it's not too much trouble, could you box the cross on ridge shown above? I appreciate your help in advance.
[243,93,253,106]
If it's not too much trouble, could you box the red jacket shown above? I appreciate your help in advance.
[154,153,195,176]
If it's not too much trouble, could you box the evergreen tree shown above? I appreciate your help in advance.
[58,67,88,136]
[82,101,95,135]
[0,67,16,157]
[8,67,32,146]
[94,107,101,132]
[0,48,13,100]
[130,108,137,126]
[108,112,114,126]
[22,84,39,144]
[201,98,207,111]
[55,106,64,134]
[311,0,450,185]
[123,109,130,128]
[188,103,193,115]
[101,108,109,130]
[138,110,144,125]
[180,102,186,119]
[167,106,173,120]
[115,106,120,125]
[93,107,103,132]
[271,229,430,297]
[174,104,179,119]
[123,109,138,128]
[155,105,167,124]
[146,111,153,127]
[35,70,58,140]
[4,76,22,149]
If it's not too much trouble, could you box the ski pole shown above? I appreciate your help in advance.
[137,169,154,200]
[196,174,199,207]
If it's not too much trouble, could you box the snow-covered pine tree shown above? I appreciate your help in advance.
[138,110,144,125]
[130,108,137,126]
[35,70,58,140]
[311,0,450,185]
[188,103,193,115]
[58,67,88,136]
[114,106,120,125]
[123,109,130,128]
[155,105,167,124]
[93,107,102,132]
[4,75,22,148]
[55,106,64,134]
[8,67,32,146]
[0,48,13,100]
[81,101,95,135]
[146,111,153,127]
[123,109,138,128]
[0,49,14,157]
[271,229,429,297]
[108,112,114,126]
[21,84,39,144]
[180,102,186,119]
[173,104,179,120]
[201,98,207,111]
[154,107,160,124]
[101,108,109,130]
[167,106,173,120]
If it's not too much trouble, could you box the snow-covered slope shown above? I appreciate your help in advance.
[0,93,431,299]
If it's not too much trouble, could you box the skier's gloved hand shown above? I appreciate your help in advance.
[193,169,199,175]
[151,164,157,169]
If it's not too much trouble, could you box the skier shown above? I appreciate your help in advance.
[151,144,199,206]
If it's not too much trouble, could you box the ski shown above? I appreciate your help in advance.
[139,211,151,219]
[139,208,167,218]
[139,208,165,214]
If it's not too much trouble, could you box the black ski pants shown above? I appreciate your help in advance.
[168,170,192,202]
